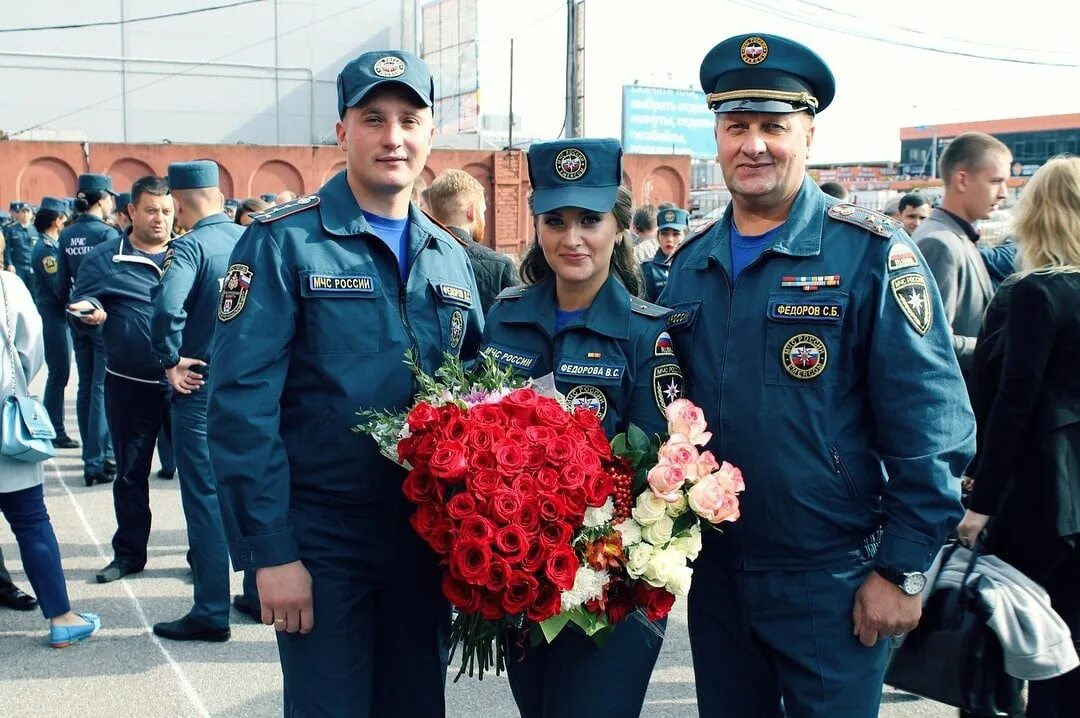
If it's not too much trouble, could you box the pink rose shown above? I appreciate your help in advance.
[647,460,688,502]
[658,434,700,468]
[665,399,712,447]
[692,450,720,483]
[715,461,745,493]
[688,472,741,524]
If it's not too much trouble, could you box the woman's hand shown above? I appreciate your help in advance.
[956,509,991,547]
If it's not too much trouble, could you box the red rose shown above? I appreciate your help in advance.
[586,427,614,460]
[494,525,528,564]
[442,574,481,613]
[575,447,603,475]
[603,576,636,625]
[479,592,504,620]
[502,388,541,418]
[410,503,444,542]
[458,516,496,542]
[491,488,523,524]
[546,436,575,464]
[512,476,537,497]
[516,500,541,534]
[406,402,440,432]
[466,425,499,452]
[559,463,586,491]
[450,539,492,585]
[412,432,439,463]
[429,440,469,482]
[402,468,439,504]
[535,398,569,427]
[439,403,464,423]
[583,469,615,507]
[573,406,602,432]
[537,493,563,523]
[442,416,469,442]
[524,446,546,470]
[446,492,478,521]
[525,425,557,446]
[429,525,455,555]
[535,467,560,492]
[633,582,676,622]
[469,450,496,472]
[485,556,512,592]
[501,571,540,614]
[527,581,563,622]
[466,470,500,498]
[562,488,588,520]
[539,521,572,550]
[544,544,580,591]
[521,540,545,574]
[493,440,528,473]
[470,404,509,426]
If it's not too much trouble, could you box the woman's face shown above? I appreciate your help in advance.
[536,206,618,289]
[238,211,254,226]
[658,227,685,256]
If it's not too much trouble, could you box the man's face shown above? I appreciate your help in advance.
[900,203,931,234]
[16,207,32,226]
[130,193,174,244]
[335,85,434,197]
[961,152,1011,221]
[716,111,814,208]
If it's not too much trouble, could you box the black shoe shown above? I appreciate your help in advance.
[232,595,260,622]
[104,459,117,477]
[156,469,175,480]
[53,435,80,449]
[84,472,114,487]
[153,615,230,642]
[0,585,38,611]
[95,560,142,584]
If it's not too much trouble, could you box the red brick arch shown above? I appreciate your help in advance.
[251,160,304,196]
[17,157,79,202]
[107,158,156,191]
[322,161,346,186]
[643,165,686,207]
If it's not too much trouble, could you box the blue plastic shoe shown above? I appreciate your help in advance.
[49,613,101,648]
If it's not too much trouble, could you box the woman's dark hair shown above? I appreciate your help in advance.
[235,197,270,225]
[34,208,62,234]
[519,185,643,297]
[74,190,109,214]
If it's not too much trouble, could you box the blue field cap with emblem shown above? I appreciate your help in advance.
[224,198,239,209]
[77,173,118,197]
[39,196,67,213]
[657,207,689,231]
[336,49,434,118]
[527,138,623,215]
[168,160,220,190]
[10,201,30,212]
[700,33,835,115]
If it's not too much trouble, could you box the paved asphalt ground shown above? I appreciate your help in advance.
[0,374,957,717]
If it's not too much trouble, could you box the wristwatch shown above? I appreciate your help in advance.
[874,567,927,596]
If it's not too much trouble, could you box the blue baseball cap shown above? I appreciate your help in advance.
[657,207,690,231]
[336,50,434,118]
[77,173,118,197]
[527,138,623,215]
[168,160,219,190]
[224,198,239,209]
[10,201,30,212]
[39,197,67,213]
[700,34,835,115]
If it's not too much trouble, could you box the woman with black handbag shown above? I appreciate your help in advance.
[958,156,1080,716]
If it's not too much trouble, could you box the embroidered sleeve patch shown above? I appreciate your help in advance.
[162,246,175,275]
[42,255,58,274]
[653,363,684,413]
[890,273,932,335]
[218,263,253,322]
[887,242,920,272]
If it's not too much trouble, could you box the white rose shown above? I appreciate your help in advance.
[641,514,674,546]
[625,543,655,578]
[669,523,703,561]
[666,563,694,597]
[644,547,685,588]
[615,519,643,547]
[665,493,689,517]
[632,492,668,526]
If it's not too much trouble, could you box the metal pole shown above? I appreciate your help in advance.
[563,0,573,138]
[507,39,514,149]
[274,0,281,144]
[119,0,128,142]
[930,130,938,179]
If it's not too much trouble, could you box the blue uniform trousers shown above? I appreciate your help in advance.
[0,484,71,619]
[157,425,176,474]
[105,374,171,568]
[39,304,72,438]
[506,613,665,718]
[688,549,888,718]
[171,390,229,627]
[276,499,449,718]
[71,324,112,473]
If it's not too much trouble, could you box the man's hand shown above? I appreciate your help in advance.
[852,570,921,647]
[165,358,206,395]
[956,509,991,548]
[256,561,314,635]
[68,300,107,325]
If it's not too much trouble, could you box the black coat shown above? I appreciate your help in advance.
[970,271,1080,543]
[448,226,518,316]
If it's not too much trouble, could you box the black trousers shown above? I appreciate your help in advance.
[104,373,171,568]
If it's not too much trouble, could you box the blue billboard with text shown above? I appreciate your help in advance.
[621,85,715,158]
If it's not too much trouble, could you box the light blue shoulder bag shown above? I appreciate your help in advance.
[1,274,56,462]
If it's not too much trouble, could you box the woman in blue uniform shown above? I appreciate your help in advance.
[483,138,683,718]
[640,205,689,302]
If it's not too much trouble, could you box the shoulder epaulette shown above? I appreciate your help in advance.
[629,296,668,318]
[495,285,528,301]
[666,220,715,264]
[826,203,899,238]
[250,195,320,223]
[420,209,469,248]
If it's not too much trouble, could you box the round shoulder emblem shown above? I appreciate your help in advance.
[740,36,769,65]
[782,333,827,380]
[565,385,608,421]
[554,148,588,181]
[373,56,406,78]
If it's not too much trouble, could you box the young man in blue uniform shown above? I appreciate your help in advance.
[659,34,975,717]
[57,174,121,486]
[207,50,483,717]
[69,176,175,584]
[149,160,247,642]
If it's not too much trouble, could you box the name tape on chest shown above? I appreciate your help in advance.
[481,344,538,371]
[436,283,473,307]
[768,299,844,323]
[556,360,626,383]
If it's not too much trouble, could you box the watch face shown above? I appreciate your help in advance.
[902,572,927,596]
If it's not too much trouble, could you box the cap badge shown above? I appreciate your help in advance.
[740,36,769,65]
[665,210,676,222]
[554,148,588,181]
[373,56,406,78]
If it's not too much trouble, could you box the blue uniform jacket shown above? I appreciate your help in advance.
[482,274,680,440]
[70,233,166,383]
[30,237,64,312]
[56,215,123,304]
[206,172,484,571]
[3,223,37,283]
[150,213,244,368]
[640,248,671,303]
[659,177,974,573]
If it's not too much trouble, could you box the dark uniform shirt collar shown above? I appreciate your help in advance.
[504,273,631,341]
[938,208,981,244]
[190,212,233,231]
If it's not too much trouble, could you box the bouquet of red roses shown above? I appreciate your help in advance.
[356,353,744,679]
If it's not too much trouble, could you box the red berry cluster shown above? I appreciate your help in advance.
[610,466,633,524]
